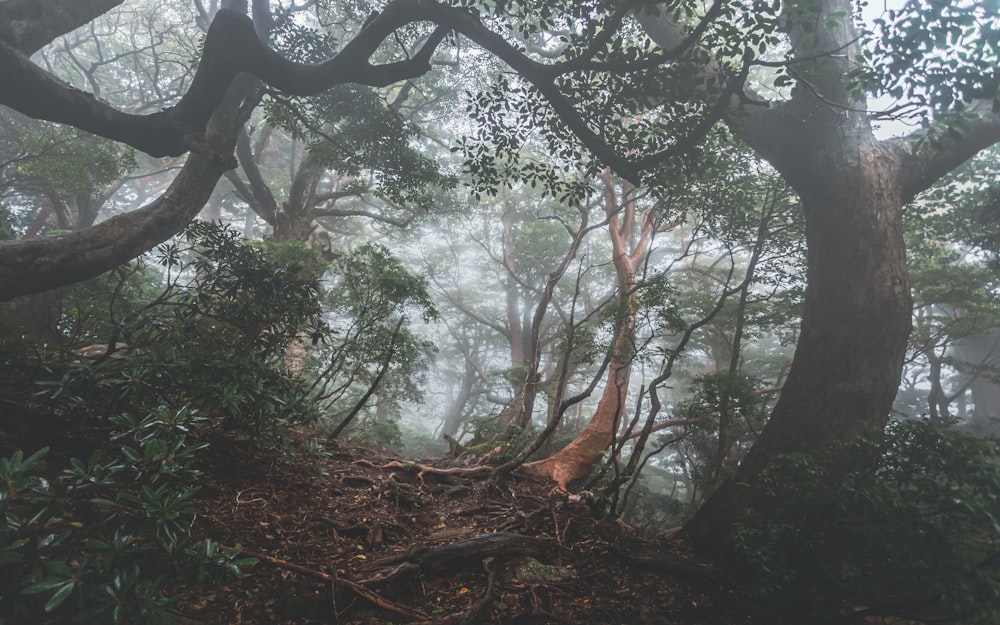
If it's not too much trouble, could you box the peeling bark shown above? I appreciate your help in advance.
[525,172,655,490]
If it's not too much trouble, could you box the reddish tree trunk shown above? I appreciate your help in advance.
[525,172,652,489]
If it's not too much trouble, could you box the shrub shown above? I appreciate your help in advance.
[0,405,254,625]
[38,221,325,440]
[733,420,1000,624]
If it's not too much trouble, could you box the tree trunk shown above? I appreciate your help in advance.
[685,142,913,548]
[497,212,531,427]
[524,172,650,489]
[0,152,228,300]
[954,333,1000,436]
[524,319,634,490]
[442,357,479,438]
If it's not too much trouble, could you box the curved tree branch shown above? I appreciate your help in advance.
[0,0,708,185]
[0,151,226,300]
[0,6,450,158]
[892,106,1000,202]
[0,0,124,55]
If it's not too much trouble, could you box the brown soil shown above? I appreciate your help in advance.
[181,431,750,625]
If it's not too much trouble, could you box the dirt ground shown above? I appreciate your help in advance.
[182,431,751,625]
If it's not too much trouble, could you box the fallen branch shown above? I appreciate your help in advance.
[238,548,429,622]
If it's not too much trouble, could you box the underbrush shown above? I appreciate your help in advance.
[734,420,1000,624]
[0,222,325,623]
[0,406,255,625]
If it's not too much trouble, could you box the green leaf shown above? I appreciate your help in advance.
[22,577,68,595]
[44,582,75,612]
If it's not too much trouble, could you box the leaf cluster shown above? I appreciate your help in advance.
[734,420,1000,624]
[39,222,325,439]
[0,406,253,624]
[313,243,438,423]
[11,121,135,197]
[667,372,767,493]
[855,0,1000,119]
[263,9,456,210]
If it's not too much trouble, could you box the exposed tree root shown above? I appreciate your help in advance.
[381,459,494,483]
[237,548,430,622]
[361,532,565,577]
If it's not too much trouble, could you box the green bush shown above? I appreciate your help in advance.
[38,221,325,439]
[733,420,1000,624]
[0,405,254,625]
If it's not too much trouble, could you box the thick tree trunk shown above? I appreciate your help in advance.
[524,321,634,490]
[685,144,913,547]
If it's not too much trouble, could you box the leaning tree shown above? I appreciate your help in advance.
[655,0,1000,547]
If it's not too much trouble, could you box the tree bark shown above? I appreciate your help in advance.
[0,0,124,55]
[524,172,651,489]
[686,138,914,547]
[666,0,1000,551]
[682,0,914,548]
[0,151,228,299]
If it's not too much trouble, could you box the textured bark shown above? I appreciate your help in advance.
[685,140,914,548]
[0,0,124,54]
[681,0,919,549]
[524,320,634,490]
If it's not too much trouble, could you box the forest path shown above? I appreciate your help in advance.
[186,432,741,625]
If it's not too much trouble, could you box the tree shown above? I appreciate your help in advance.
[897,144,1000,432]
[4,0,1000,558]
[524,170,676,489]
[675,0,1000,547]
[0,0,751,299]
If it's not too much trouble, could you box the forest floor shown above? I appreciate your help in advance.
[176,430,754,625]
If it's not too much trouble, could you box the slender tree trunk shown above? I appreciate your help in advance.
[525,318,635,489]
[524,172,650,489]
[442,357,478,437]
[955,333,1000,436]
[497,213,530,426]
